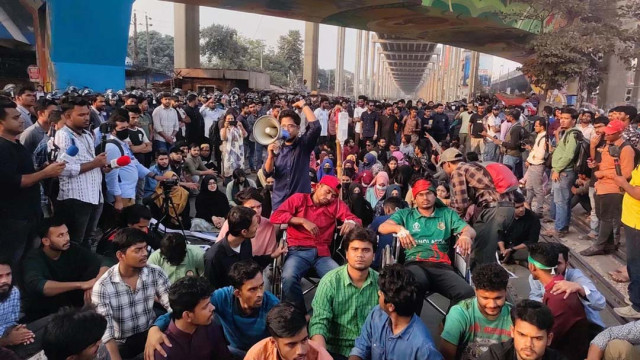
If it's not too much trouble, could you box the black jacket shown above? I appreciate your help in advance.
[479,339,567,360]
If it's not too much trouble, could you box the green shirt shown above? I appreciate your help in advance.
[147,245,205,284]
[389,206,468,265]
[441,297,513,360]
[551,127,579,173]
[309,265,379,357]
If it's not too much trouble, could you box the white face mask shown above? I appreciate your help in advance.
[376,184,387,191]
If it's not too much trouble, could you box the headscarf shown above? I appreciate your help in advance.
[356,170,374,188]
[386,184,402,199]
[371,162,384,177]
[196,175,230,220]
[392,151,407,166]
[317,158,335,181]
[346,155,359,173]
[154,171,189,225]
[372,171,390,200]
[361,153,376,171]
[347,183,373,226]
[316,151,328,171]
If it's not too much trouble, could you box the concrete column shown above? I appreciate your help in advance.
[376,49,383,98]
[335,27,345,96]
[600,54,629,109]
[468,51,480,100]
[174,3,200,69]
[369,34,377,97]
[362,31,370,96]
[303,22,319,91]
[354,30,362,97]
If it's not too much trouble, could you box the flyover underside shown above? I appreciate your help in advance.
[377,35,437,94]
[166,0,534,63]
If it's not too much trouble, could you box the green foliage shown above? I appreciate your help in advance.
[127,30,174,74]
[199,24,303,88]
[501,0,640,95]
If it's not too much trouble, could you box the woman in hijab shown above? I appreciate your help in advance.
[384,156,399,184]
[373,184,405,216]
[316,158,335,181]
[347,183,374,227]
[315,150,328,171]
[365,171,389,208]
[356,170,374,189]
[360,152,376,173]
[192,175,231,231]
[346,154,359,173]
[152,171,190,229]
[392,150,408,166]
[342,159,357,179]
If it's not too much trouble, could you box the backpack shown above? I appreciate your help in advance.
[620,141,640,168]
[482,162,519,194]
[565,129,590,175]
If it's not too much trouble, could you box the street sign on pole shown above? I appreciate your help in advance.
[27,65,40,82]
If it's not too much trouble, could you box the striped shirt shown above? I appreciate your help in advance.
[55,127,103,204]
[309,265,379,357]
[152,106,179,142]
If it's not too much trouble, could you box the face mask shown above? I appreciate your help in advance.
[115,129,129,140]
[157,164,169,171]
[265,184,273,191]
[376,184,387,191]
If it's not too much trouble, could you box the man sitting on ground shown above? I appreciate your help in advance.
[146,260,280,359]
[378,179,475,315]
[480,300,566,360]
[271,175,360,312]
[587,320,640,360]
[440,263,513,360]
[92,228,171,360]
[245,303,332,360]
[22,217,108,322]
[350,263,442,360]
[499,191,540,265]
[309,226,379,359]
[148,233,205,284]
[42,307,109,360]
[156,276,231,360]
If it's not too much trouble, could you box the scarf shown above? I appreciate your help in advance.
[317,158,336,181]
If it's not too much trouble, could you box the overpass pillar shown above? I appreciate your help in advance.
[303,22,319,91]
[362,31,370,96]
[174,4,200,69]
[600,54,628,109]
[376,48,382,98]
[354,30,362,97]
[335,27,345,96]
[369,34,377,97]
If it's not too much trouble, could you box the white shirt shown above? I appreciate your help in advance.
[200,106,225,137]
[354,106,366,134]
[314,108,329,136]
[16,105,33,128]
[151,106,179,142]
[579,123,595,141]
[55,127,103,204]
[527,131,547,165]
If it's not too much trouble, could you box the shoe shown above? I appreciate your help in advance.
[624,295,632,306]
[579,247,607,256]
[542,217,555,223]
[578,234,596,241]
[542,229,568,238]
[614,305,640,319]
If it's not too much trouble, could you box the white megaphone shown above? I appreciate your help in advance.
[253,115,290,145]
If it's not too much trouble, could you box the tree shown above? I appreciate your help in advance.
[127,30,174,74]
[501,0,640,103]
[200,24,249,69]
[277,30,303,77]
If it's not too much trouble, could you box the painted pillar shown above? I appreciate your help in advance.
[46,0,134,90]
[303,22,319,91]
[174,3,200,69]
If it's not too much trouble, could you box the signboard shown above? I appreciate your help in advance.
[27,65,40,82]
[337,111,349,142]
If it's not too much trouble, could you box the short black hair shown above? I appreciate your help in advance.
[343,226,376,252]
[534,117,548,130]
[169,276,212,320]
[279,109,301,126]
[189,142,200,150]
[472,263,509,292]
[508,109,521,120]
[38,216,67,239]
[107,107,129,125]
[227,206,256,237]
[528,243,559,269]
[48,110,63,125]
[15,84,35,97]
[551,243,569,263]
[378,264,417,316]
[156,149,169,158]
[160,233,187,267]
[465,151,479,162]
[513,191,525,204]
[59,96,89,114]
[612,105,638,119]
[42,307,107,360]
[124,104,141,114]
[383,196,405,212]
[170,146,183,154]
[186,93,198,102]
[512,299,554,332]
[543,105,553,115]
[34,98,58,114]
[112,227,149,253]
[267,303,307,338]
[235,187,264,205]
[560,107,578,120]
[124,204,152,226]
[594,116,610,126]
[228,260,262,290]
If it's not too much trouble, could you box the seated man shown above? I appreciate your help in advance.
[245,303,332,360]
[92,228,171,360]
[527,243,590,360]
[22,217,108,322]
[156,276,231,360]
[587,320,640,360]
[378,179,476,315]
[480,300,565,360]
[0,258,37,359]
[270,175,361,311]
[183,142,216,182]
[42,307,109,360]
[350,264,442,360]
[441,263,513,360]
[529,243,606,328]
[498,191,540,264]
[144,150,171,198]
[148,233,205,284]
[309,226,379,359]
[96,204,153,263]
[146,260,280,359]
[369,196,405,269]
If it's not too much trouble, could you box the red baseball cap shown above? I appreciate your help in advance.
[318,175,341,194]
[603,120,626,135]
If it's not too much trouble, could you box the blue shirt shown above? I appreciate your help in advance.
[154,286,279,351]
[361,110,380,138]
[350,306,443,360]
[144,164,171,198]
[369,215,392,269]
[264,120,321,210]
[104,136,151,203]
[430,113,450,135]
[0,287,20,336]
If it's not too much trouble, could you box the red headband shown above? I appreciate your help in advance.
[412,179,434,198]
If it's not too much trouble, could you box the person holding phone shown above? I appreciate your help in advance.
[220,111,247,183]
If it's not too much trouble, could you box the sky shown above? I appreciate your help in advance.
[132,0,519,78]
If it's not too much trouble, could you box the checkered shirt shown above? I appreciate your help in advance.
[0,287,20,336]
[450,162,500,217]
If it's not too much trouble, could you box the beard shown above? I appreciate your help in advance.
[0,283,13,302]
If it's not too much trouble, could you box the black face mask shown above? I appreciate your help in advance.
[157,164,169,171]
[115,129,129,141]
[265,184,273,191]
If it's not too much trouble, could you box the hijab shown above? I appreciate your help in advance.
[392,151,407,166]
[317,158,336,181]
[366,171,389,207]
[386,184,402,199]
[154,171,189,225]
[196,175,230,220]
[346,155,359,173]
[357,170,374,188]
[347,183,373,226]
[361,153,376,171]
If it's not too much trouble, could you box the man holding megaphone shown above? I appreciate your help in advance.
[263,99,320,211]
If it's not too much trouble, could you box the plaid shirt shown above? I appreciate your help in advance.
[450,162,500,216]
[0,287,20,336]
[92,264,170,343]
[623,125,640,148]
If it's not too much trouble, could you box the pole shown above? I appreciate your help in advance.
[132,12,138,64]
[362,31,370,95]
[145,13,152,68]
[355,30,362,98]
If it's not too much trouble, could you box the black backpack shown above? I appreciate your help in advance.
[620,141,640,169]
[566,129,590,175]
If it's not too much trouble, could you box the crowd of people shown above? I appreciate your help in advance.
[0,82,639,360]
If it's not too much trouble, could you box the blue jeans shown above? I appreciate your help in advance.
[282,248,339,311]
[245,139,256,170]
[550,170,575,231]
[255,142,265,170]
[483,141,499,162]
[153,140,170,153]
[625,225,640,311]
[503,154,523,179]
